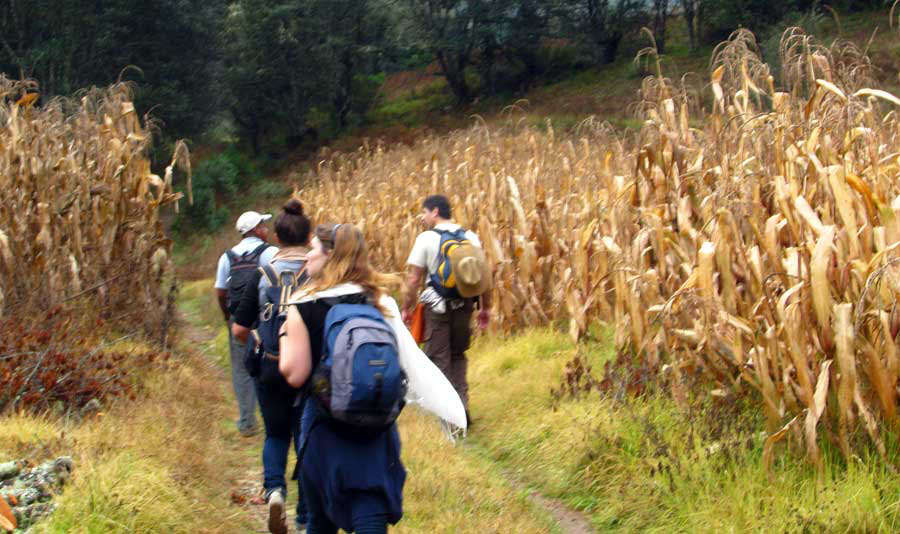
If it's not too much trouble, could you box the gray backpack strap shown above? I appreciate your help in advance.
[259,264,279,287]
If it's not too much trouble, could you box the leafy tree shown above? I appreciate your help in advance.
[562,0,644,65]
[306,0,395,128]
[0,0,222,142]
[405,0,507,104]
[223,0,395,151]
[222,0,324,152]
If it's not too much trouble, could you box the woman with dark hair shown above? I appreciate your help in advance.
[279,223,405,534]
[232,198,312,534]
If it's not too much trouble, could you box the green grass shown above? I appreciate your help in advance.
[178,278,229,366]
[466,326,900,533]
[368,80,454,127]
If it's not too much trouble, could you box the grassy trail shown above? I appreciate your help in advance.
[177,278,571,533]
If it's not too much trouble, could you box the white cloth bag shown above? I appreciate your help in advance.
[292,284,468,431]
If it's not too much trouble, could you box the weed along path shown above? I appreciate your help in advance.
[177,279,589,533]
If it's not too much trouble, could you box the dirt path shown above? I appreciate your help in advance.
[526,491,594,534]
[491,465,594,534]
[177,312,288,533]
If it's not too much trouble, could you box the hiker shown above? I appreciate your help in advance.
[401,194,491,425]
[231,199,311,534]
[214,210,279,437]
[280,223,406,534]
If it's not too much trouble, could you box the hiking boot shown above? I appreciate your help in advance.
[239,425,259,438]
[266,489,287,534]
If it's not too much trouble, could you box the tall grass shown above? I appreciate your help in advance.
[294,26,900,463]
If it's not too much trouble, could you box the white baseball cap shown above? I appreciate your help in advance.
[235,211,272,234]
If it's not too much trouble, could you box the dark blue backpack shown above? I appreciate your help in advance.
[311,302,407,430]
[246,263,307,385]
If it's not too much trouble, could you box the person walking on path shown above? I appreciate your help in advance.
[279,223,406,534]
[231,199,311,534]
[401,195,492,424]
[215,210,279,437]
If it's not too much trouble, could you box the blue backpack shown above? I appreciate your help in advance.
[246,263,307,385]
[311,301,407,430]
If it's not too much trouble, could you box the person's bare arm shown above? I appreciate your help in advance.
[402,265,425,323]
[279,306,313,388]
[232,323,251,343]
[216,289,229,321]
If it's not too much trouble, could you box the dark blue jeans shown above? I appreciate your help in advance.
[254,379,308,526]
[302,476,389,534]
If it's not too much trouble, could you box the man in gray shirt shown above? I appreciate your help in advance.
[214,211,278,436]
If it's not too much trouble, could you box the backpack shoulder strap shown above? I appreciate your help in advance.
[225,249,238,263]
[259,264,279,287]
[432,228,466,240]
[248,242,270,260]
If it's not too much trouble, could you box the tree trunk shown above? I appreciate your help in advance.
[601,35,622,65]
[683,0,696,51]
[653,0,669,55]
[437,50,472,104]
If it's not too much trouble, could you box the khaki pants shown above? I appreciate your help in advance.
[424,299,474,408]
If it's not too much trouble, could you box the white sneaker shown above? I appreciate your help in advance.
[267,489,287,534]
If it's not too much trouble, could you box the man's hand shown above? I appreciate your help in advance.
[401,307,413,326]
[476,308,490,330]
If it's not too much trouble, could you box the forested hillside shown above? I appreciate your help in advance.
[1,0,883,155]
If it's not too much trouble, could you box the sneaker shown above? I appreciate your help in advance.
[266,489,287,534]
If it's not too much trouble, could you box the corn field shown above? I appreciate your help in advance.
[296,29,900,464]
[0,76,189,341]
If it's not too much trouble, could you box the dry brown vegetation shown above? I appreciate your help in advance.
[295,28,900,465]
[0,76,190,416]
[0,76,189,341]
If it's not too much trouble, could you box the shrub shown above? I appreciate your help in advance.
[174,147,262,233]
[0,308,164,415]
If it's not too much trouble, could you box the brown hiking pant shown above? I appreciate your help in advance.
[424,299,474,408]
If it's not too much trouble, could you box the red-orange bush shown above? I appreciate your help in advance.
[0,307,165,414]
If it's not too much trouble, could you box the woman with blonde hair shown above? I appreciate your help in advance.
[279,223,405,534]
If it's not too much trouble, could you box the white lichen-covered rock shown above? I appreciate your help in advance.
[0,457,72,533]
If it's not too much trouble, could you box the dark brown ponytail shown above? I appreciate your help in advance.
[274,198,311,246]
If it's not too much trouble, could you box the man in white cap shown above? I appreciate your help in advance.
[214,210,279,436]
[401,194,491,426]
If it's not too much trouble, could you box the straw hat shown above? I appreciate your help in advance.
[449,244,490,298]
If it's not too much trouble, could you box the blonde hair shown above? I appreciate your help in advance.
[301,223,398,315]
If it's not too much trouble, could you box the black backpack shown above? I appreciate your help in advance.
[245,262,308,385]
[225,243,270,314]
